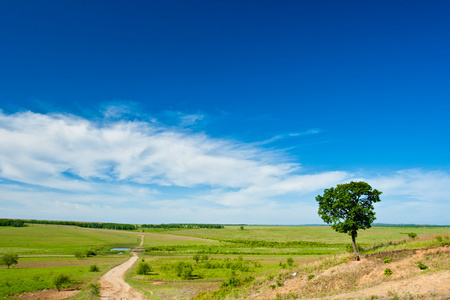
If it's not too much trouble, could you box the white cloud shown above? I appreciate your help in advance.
[0,109,449,224]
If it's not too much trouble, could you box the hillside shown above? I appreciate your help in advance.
[248,245,449,299]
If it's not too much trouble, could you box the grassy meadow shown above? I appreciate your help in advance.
[0,222,449,299]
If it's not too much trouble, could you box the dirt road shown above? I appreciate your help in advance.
[100,235,145,300]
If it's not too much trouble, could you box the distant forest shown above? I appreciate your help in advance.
[0,218,224,230]
[141,224,224,229]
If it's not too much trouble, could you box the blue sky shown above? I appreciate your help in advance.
[0,1,449,225]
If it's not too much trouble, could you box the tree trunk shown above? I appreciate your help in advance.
[351,231,360,261]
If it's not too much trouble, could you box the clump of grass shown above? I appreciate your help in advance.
[383,257,392,263]
[383,268,393,276]
[307,274,315,280]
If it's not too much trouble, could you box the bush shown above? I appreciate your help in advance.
[136,262,152,275]
[307,274,314,280]
[407,232,417,239]
[74,251,85,260]
[53,274,71,291]
[383,257,392,263]
[435,235,443,244]
[384,268,393,275]
[418,262,428,270]
[89,264,100,272]
[175,262,193,279]
[287,257,294,267]
[86,249,97,257]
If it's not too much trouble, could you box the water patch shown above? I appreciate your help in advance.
[110,248,130,251]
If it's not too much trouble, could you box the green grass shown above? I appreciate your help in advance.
[0,224,141,255]
[1,223,449,299]
[0,256,128,298]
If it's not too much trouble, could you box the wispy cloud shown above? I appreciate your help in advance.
[0,109,448,224]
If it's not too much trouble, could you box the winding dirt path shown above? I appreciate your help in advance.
[99,235,145,300]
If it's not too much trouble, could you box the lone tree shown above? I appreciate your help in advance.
[0,253,19,269]
[316,181,381,261]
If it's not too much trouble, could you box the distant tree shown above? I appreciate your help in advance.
[240,226,244,230]
[0,253,19,269]
[316,181,381,261]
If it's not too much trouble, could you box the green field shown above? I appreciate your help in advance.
[0,223,449,299]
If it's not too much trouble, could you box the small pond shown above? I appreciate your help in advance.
[110,248,131,251]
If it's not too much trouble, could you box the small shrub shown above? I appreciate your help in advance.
[269,284,276,290]
[383,257,392,263]
[418,262,428,270]
[221,276,240,288]
[307,274,314,280]
[89,264,100,272]
[384,268,393,275]
[74,251,85,260]
[435,235,443,244]
[53,274,71,291]
[407,232,417,239]
[193,254,200,263]
[286,257,294,267]
[136,262,152,275]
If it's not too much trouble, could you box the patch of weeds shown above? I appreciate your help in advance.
[90,283,100,297]
[269,284,276,290]
[383,268,393,276]
[383,257,392,263]
[276,278,283,287]
[307,274,314,280]
[370,295,378,299]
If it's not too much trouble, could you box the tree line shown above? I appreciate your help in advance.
[141,224,224,229]
[0,219,26,227]
[24,219,137,230]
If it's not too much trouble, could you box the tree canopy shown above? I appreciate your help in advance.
[0,253,19,269]
[316,181,381,260]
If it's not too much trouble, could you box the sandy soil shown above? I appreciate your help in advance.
[12,289,80,300]
[252,245,450,300]
[99,235,145,300]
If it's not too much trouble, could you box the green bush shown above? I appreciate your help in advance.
[384,268,393,275]
[53,274,71,291]
[407,232,417,239]
[307,274,314,280]
[74,251,85,260]
[136,262,152,275]
[418,262,428,270]
[286,257,294,267]
[89,264,100,272]
[383,257,392,263]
